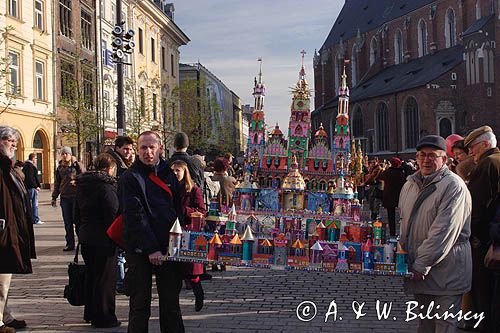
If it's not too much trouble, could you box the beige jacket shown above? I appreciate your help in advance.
[399,166,472,295]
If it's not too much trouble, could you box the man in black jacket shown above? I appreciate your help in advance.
[168,132,204,188]
[107,136,134,179]
[22,153,43,225]
[106,136,134,294]
[119,131,184,333]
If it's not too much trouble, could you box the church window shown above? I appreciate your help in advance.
[418,19,428,57]
[444,8,456,48]
[376,102,389,151]
[370,37,377,66]
[404,97,419,149]
[394,29,403,64]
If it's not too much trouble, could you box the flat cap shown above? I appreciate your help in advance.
[416,135,447,151]
[464,125,493,147]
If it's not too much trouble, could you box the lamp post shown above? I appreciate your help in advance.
[113,0,134,135]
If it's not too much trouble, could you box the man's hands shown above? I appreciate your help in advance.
[51,199,57,207]
[409,268,425,281]
[148,251,164,266]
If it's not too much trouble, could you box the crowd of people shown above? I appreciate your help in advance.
[1,123,500,332]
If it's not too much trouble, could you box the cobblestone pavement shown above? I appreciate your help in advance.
[7,190,419,333]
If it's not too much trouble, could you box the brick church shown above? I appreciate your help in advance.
[312,0,500,157]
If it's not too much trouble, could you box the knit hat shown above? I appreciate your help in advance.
[173,132,189,149]
[390,157,402,168]
[61,146,72,155]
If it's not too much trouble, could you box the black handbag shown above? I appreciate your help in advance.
[63,243,87,306]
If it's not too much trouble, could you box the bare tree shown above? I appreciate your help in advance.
[58,67,99,160]
[0,26,16,115]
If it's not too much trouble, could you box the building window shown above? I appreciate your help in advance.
[8,51,20,95]
[352,106,363,137]
[111,3,115,23]
[404,97,419,149]
[481,47,495,83]
[466,40,476,85]
[35,60,45,100]
[161,46,166,71]
[59,0,72,38]
[351,45,358,86]
[394,29,403,64]
[376,102,389,151]
[152,93,157,120]
[444,8,456,48]
[103,90,110,119]
[83,70,94,108]
[140,87,145,116]
[138,28,143,54]
[476,0,482,19]
[60,61,75,101]
[81,10,92,50]
[170,52,175,77]
[488,49,495,82]
[35,0,44,30]
[439,118,452,138]
[370,37,377,66]
[8,0,19,18]
[151,38,156,62]
[418,19,428,57]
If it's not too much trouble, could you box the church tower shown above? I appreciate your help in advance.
[332,64,351,176]
[287,51,311,170]
[246,59,267,173]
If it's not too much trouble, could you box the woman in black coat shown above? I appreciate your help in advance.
[74,153,120,328]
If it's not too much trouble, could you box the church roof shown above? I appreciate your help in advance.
[320,0,434,52]
[314,45,463,113]
[462,14,494,37]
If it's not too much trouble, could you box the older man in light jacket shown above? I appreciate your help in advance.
[399,135,472,333]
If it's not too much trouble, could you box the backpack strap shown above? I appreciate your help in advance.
[148,172,173,199]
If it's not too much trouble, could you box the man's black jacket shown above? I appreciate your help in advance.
[22,161,40,189]
[118,158,182,255]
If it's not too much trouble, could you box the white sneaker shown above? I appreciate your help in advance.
[35,221,45,225]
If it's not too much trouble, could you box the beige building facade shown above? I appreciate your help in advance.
[96,1,189,154]
[0,0,55,185]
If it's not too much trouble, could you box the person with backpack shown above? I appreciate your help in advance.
[51,147,84,251]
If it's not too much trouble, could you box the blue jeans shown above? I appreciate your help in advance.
[116,250,126,291]
[60,197,75,248]
[28,188,40,224]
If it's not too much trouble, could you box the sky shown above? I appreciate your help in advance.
[173,0,343,136]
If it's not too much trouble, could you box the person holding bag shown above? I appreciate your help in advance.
[170,160,206,312]
[74,153,120,328]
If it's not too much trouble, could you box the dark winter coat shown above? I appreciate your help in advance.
[468,147,500,246]
[179,184,206,227]
[379,167,406,209]
[52,158,84,199]
[74,171,119,248]
[118,158,181,255]
[106,148,129,179]
[168,152,205,188]
[0,153,36,274]
[22,160,41,189]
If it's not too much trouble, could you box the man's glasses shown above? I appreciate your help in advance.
[416,152,445,161]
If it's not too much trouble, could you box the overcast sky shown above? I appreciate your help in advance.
[174,0,343,136]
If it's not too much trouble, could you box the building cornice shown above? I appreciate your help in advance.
[137,1,190,46]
